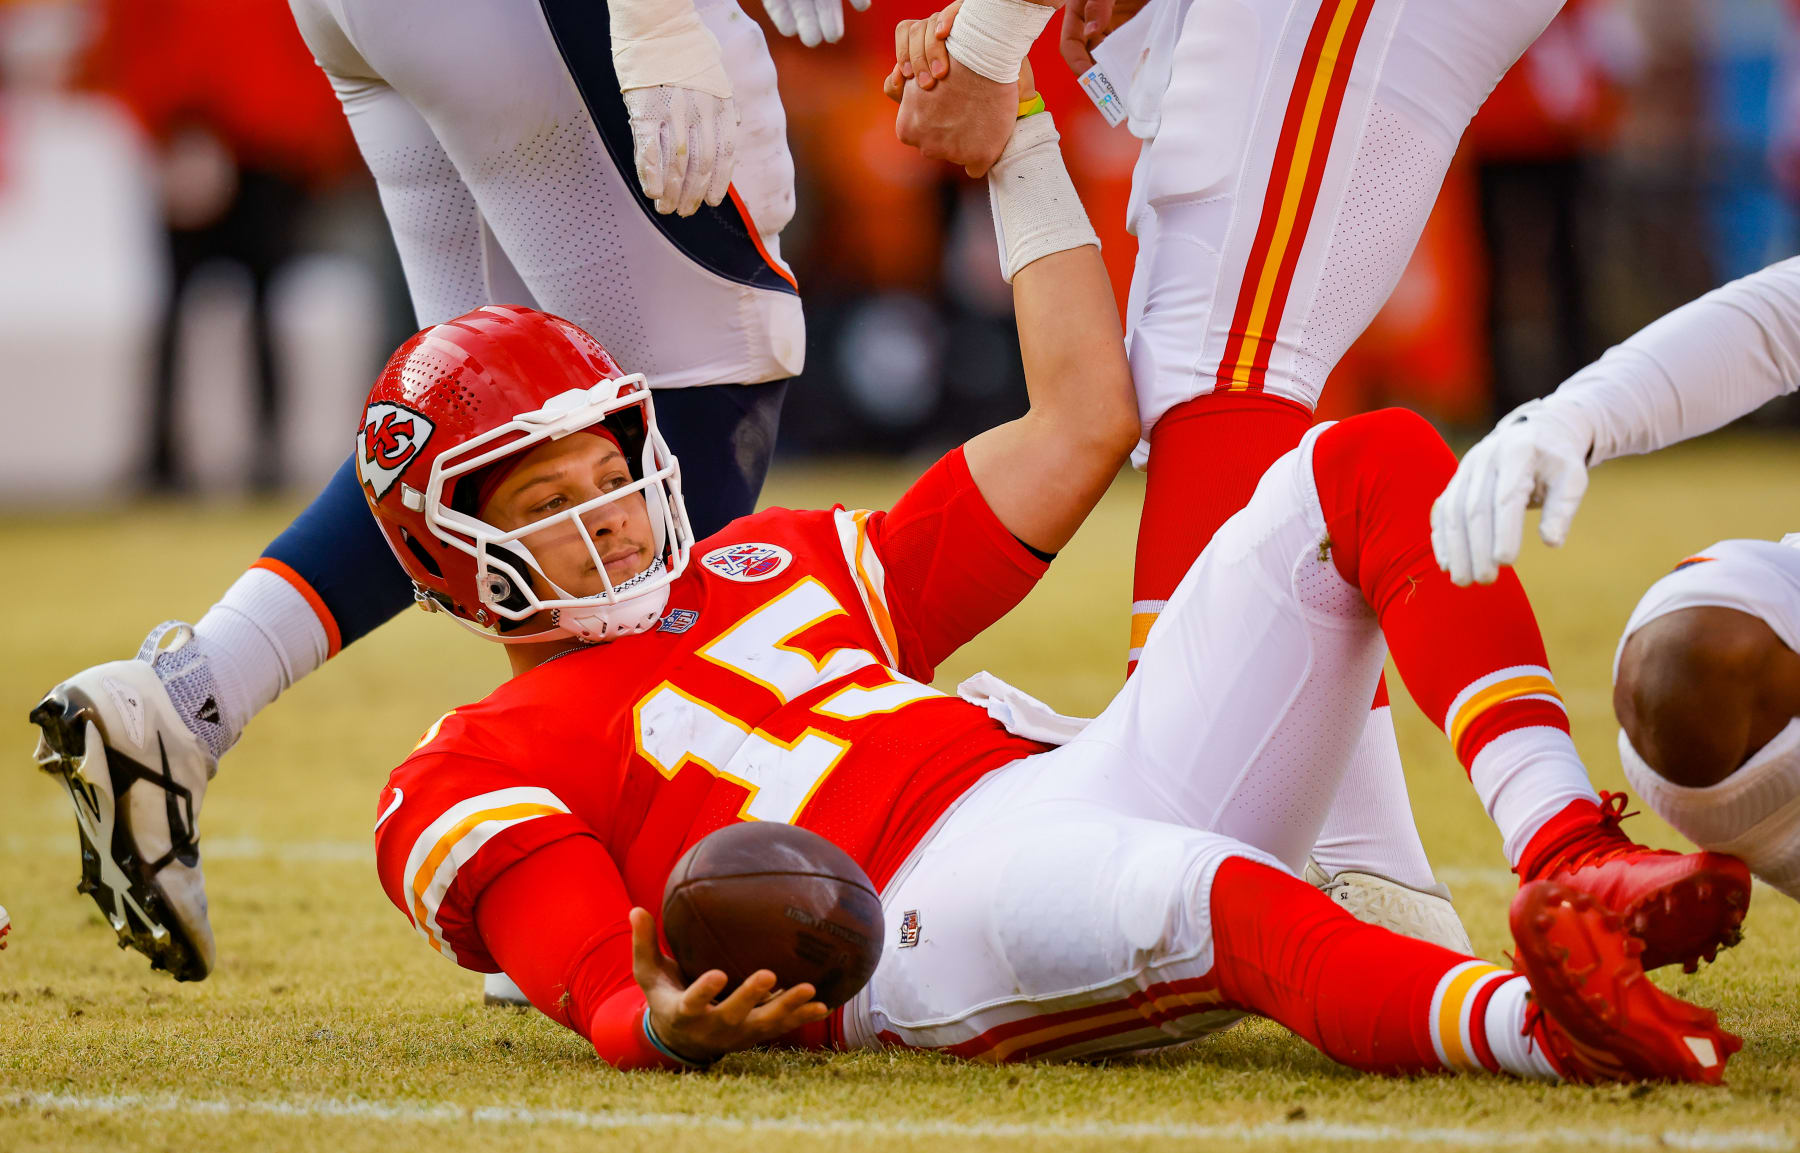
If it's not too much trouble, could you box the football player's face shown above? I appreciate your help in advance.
[480,431,657,598]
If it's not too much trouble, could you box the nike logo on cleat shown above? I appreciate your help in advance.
[196,697,221,726]
[1685,1037,1719,1067]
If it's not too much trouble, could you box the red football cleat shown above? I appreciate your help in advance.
[1510,880,1741,1085]
[1521,792,1751,972]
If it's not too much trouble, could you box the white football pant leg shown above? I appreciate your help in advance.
[1310,703,1436,890]
[845,773,1277,1060]
[1127,0,1564,428]
[1063,423,1388,872]
[1616,538,1800,901]
[288,0,802,387]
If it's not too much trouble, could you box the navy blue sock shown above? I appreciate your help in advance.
[654,379,788,539]
[259,455,414,653]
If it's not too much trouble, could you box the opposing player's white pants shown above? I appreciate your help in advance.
[849,426,1406,1058]
[1616,537,1800,902]
[1126,0,1563,426]
[287,0,803,388]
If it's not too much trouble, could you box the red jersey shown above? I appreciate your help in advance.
[372,449,1052,1062]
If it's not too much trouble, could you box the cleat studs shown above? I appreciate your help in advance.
[1695,883,1712,901]
[1535,914,1555,931]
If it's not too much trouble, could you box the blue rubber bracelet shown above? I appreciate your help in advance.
[641,1007,713,1069]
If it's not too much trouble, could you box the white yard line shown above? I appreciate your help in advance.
[4,1091,1793,1150]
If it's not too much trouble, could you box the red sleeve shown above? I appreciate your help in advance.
[863,446,1050,679]
[372,748,599,973]
[475,838,688,1071]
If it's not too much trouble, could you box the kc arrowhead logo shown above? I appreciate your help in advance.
[357,403,435,500]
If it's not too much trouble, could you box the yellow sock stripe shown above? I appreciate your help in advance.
[1447,676,1564,753]
[1129,612,1161,651]
[1432,962,1508,1072]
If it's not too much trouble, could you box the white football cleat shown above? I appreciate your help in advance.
[484,972,532,1007]
[30,624,222,981]
[1305,859,1475,954]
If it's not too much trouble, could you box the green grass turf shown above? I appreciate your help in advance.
[1,435,1798,1152]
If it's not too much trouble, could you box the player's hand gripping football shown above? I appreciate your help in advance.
[1431,398,1595,586]
[761,0,871,47]
[629,907,829,1064]
[610,0,739,216]
[886,1,1024,177]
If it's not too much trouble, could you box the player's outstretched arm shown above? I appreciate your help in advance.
[953,78,1137,554]
[610,0,738,216]
[1433,256,1800,586]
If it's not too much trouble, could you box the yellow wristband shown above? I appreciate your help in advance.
[1016,93,1046,119]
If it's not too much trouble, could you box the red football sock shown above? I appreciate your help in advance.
[1209,856,1511,1074]
[1311,411,1600,863]
[1131,391,1312,671]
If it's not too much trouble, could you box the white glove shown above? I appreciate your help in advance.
[1430,399,1595,587]
[760,0,871,47]
[622,87,737,216]
[611,0,737,215]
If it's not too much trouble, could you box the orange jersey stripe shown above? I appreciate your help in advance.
[1216,0,1378,393]
[408,801,566,948]
[850,511,901,663]
[251,557,342,657]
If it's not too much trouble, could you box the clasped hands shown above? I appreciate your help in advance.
[887,0,1139,176]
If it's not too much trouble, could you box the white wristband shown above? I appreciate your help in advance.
[986,112,1098,283]
[610,0,733,98]
[946,0,1054,84]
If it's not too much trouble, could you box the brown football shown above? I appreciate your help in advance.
[661,822,885,1010]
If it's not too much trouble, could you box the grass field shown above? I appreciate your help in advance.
[3,434,1799,1153]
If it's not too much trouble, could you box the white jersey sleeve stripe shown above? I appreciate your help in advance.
[833,508,900,667]
[402,786,572,961]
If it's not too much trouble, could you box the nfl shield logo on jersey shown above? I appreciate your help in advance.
[358,403,435,500]
[700,542,794,582]
[898,909,921,949]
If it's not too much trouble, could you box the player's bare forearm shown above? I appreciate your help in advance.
[964,245,1137,554]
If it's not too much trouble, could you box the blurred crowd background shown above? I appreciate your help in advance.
[0,0,1796,502]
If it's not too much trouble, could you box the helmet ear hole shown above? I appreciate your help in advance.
[399,529,443,580]
[481,544,535,614]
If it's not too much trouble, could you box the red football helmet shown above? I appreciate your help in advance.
[357,305,693,644]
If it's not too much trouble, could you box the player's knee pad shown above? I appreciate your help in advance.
[1621,721,1800,902]
[1312,409,1455,594]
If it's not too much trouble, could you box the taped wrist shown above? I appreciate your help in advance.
[945,0,1053,83]
[986,112,1099,283]
[610,0,733,98]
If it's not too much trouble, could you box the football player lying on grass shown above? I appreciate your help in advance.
[1434,256,1800,907]
[184,68,1731,1080]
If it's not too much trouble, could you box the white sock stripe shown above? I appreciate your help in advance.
[1130,600,1168,615]
[1426,960,1491,1070]
[1458,969,1515,1073]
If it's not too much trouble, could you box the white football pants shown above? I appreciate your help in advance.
[846,425,1408,1059]
[287,0,803,388]
[1126,0,1564,426]
[1616,537,1800,901]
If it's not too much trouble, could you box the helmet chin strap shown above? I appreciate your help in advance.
[547,558,670,643]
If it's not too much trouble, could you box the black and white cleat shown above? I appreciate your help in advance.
[30,634,219,981]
